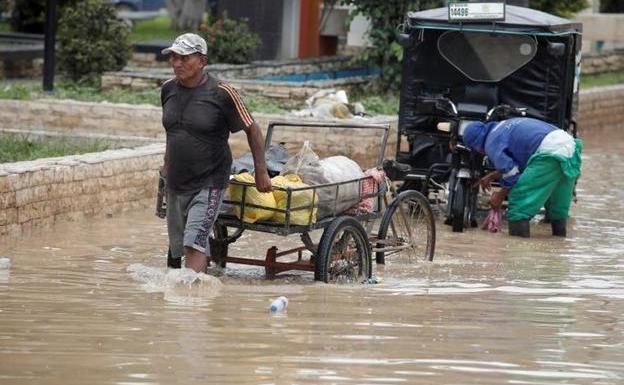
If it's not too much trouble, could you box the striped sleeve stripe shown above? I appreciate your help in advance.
[218,83,254,127]
[220,83,253,126]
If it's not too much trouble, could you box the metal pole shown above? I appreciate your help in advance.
[43,0,58,92]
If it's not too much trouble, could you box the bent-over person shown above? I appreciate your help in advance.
[463,117,582,238]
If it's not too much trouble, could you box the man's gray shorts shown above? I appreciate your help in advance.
[166,186,225,259]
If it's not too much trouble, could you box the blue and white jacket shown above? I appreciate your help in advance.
[467,118,558,188]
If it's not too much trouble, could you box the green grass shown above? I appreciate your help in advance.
[0,80,401,116]
[0,81,297,114]
[0,15,176,43]
[580,71,624,89]
[0,81,160,106]
[243,94,290,114]
[131,16,180,43]
[0,134,109,163]
[357,93,400,116]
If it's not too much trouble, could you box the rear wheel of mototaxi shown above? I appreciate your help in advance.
[375,190,435,264]
[450,177,480,232]
[450,177,466,232]
[314,216,372,284]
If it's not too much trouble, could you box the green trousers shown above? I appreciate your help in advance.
[508,139,583,222]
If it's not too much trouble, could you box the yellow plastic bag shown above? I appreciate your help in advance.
[271,174,318,225]
[228,173,276,223]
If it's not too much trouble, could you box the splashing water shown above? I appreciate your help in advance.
[126,263,223,305]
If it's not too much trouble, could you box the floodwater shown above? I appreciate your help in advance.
[1,132,623,385]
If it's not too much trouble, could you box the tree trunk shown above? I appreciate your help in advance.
[166,0,205,30]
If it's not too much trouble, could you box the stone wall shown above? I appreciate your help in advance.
[102,56,372,99]
[576,84,624,134]
[0,98,397,164]
[101,72,370,100]
[127,55,354,76]
[0,99,165,139]
[0,144,163,237]
[582,51,624,75]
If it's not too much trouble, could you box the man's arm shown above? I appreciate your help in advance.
[243,122,272,192]
[489,188,508,209]
[479,170,502,191]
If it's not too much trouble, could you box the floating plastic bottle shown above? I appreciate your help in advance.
[366,276,382,284]
[269,296,288,313]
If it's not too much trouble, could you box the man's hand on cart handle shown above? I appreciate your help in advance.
[254,169,272,193]
[478,170,502,191]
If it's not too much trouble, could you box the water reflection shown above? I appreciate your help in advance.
[0,132,623,384]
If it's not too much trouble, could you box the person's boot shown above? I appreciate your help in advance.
[551,219,567,237]
[509,220,530,238]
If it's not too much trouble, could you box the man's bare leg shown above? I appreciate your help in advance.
[184,246,208,273]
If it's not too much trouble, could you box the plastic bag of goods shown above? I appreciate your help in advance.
[346,167,386,215]
[271,174,318,225]
[281,142,365,219]
[280,141,327,185]
[228,172,276,223]
[318,156,365,217]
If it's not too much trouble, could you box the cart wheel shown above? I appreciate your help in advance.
[209,223,229,268]
[315,216,372,284]
[376,190,435,264]
[451,179,466,232]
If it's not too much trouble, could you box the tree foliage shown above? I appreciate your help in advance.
[528,0,587,18]
[339,0,442,90]
[9,0,76,33]
[57,0,131,85]
[199,14,261,64]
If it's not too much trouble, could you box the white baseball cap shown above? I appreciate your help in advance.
[161,33,207,55]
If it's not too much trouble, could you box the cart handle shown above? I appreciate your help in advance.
[264,120,391,168]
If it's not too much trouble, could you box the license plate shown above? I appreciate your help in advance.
[448,2,505,22]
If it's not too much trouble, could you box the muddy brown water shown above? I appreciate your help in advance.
[1,133,623,385]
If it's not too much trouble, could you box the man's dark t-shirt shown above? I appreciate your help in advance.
[161,75,254,193]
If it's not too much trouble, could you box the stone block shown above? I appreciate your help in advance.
[17,204,36,223]
[1,223,18,237]
[0,191,16,209]
[80,178,99,195]
[73,164,90,181]
[55,211,85,223]
[0,207,18,226]
[30,216,55,230]
[0,176,11,193]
